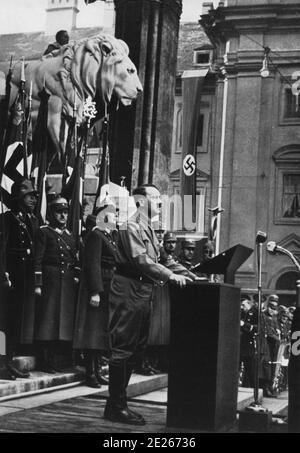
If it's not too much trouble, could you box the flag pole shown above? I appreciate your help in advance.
[20,56,28,178]
[72,89,82,247]
[0,56,13,236]
[93,113,109,214]
[0,55,13,177]
[0,57,14,290]
[82,95,97,186]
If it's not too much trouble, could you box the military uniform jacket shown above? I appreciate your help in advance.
[115,217,172,284]
[178,256,193,271]
[159,248,197,279]
[263,311,280,363]
[108,217,173,362]
[0,209,39,343]
[73,228,116,350]
[34,225,79,342]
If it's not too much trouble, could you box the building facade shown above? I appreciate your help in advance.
[200,0,300,303]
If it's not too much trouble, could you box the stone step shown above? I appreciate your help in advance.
[0,367,168,402]
[0,354,75,374]
[0,368,85,400]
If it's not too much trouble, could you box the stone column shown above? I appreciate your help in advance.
[111,0,182,192]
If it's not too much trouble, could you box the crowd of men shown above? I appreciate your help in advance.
[240,294,294,397]
[2,175,292,425]
[0,178,201,426]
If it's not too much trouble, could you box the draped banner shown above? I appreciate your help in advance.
[180,68,208,228]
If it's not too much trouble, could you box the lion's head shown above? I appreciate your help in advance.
[6,34,143,158]
[62,34,143,110]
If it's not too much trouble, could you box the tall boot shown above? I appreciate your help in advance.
[1,354,16,381]
[39,347,56,374]
[85,351,101,388]
[124,360,144,422]
[104,362,145,426]
[6,342,29,379]
[94,352,109,386]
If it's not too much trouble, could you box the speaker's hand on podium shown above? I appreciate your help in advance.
[168,273,192,288]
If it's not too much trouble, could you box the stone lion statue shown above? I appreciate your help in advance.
[3,34,143,159]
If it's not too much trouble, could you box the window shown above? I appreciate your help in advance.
[282,174,300,218]
[175,104,182,153]
[273,146,300,223]
[195,52,209,64]
[275,271,299,306]
[193,50,212,66]
[285,89,300,119]
[279,79,300,125]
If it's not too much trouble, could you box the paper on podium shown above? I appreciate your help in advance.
[192,244,253,284]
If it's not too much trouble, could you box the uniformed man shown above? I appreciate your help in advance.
[278,306,291,342]
[34,196,80,373]
[0,178,39,379]
[73,200,117,388]
[262,296,281,396]
[239,298,253,386]
[160,232,197,279]
[104,184,192,426]
[178,239,196,271]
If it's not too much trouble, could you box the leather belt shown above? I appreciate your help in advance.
[115,267,153,284]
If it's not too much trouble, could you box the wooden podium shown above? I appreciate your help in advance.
[166,244,253,432]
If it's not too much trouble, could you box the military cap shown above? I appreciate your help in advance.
[268,294,279,303]
[48,196,69,212]
[163,231,177,243]
[95,195,117,214]
[278,305,288,315]
[11,178,38,200]
[268,294,279,309]
[182,239,196,249]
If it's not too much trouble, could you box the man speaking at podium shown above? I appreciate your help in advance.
[104,184,192,426]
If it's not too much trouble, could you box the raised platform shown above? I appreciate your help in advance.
[0,356,284,421]
[0,368,85,400]
[0,367,168,402]
[132,386,263,412]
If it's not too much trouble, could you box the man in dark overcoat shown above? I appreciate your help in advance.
[104,184,192,426]
[73,203,117,388]
[0,178,39,379]
[34,196,80,372]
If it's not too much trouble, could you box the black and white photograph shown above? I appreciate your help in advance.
[0,0,299,437]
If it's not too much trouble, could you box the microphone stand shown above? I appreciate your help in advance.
[247,232,268,412]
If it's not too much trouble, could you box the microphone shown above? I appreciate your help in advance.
[256,231,267,244]
[267,240,300,272]
[267,241,277,254]
[267,241,289,255]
